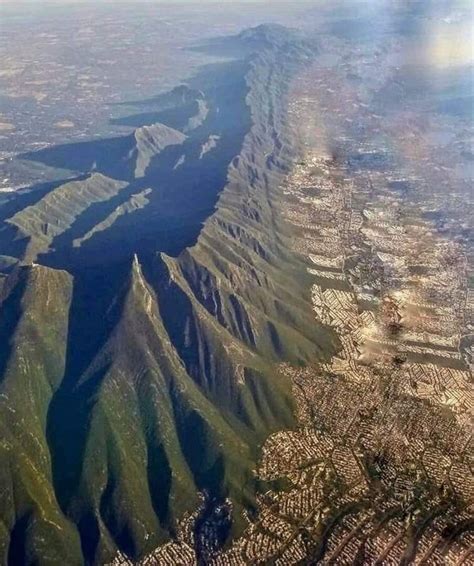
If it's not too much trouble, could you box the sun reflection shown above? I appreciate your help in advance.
[422,18,474,69]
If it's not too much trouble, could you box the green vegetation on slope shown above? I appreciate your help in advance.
[0,265,82,565]
[6,174,128,262]
[0,25,338,565]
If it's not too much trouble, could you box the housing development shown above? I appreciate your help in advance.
[108,48,473,564]
[0,2,472,564]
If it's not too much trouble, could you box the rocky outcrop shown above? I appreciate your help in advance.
[6,173,128,262]
[0,26,337,565]
[132,124,186,178]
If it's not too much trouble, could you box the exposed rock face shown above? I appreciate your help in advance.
[73,189,152,248]
[6,173,128,261]
[0,26,338,565]
[132,124,186,178]
[183,99,209,133]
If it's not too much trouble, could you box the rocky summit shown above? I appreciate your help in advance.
[1,2,473,565]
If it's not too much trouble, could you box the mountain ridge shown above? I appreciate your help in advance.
[0,25,338,565]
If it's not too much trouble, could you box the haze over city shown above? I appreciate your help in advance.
[0,1,472,564]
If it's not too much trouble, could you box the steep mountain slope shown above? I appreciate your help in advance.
[46,256,260,564]
[2,60,252,268]
[6,174,128,262]
[0,265,82,565]
[0,26,338,565]
[131,124,186,178]
[19,119,188,183]
[73,189,152,248]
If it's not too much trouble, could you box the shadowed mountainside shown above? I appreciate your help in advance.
[0,25,338,565]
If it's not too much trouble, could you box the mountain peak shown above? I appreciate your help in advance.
[238,23,298,46]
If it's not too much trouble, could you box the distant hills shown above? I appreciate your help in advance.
[0,25,337,565]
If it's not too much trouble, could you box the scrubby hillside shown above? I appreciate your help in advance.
[0,26,338,565]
